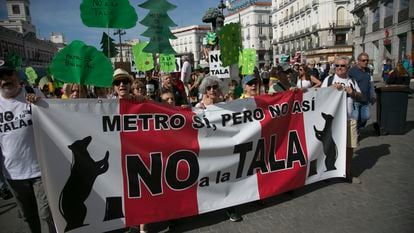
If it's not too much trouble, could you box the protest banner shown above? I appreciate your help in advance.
[209,50,230,78]
[32,88,347,233]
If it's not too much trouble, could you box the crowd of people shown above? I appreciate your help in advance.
[0,51,411,233]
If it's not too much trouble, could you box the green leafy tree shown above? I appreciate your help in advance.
[80,0,138,29]
[100,32,118,58]
[50,40,113,87]
[138,0,177,54]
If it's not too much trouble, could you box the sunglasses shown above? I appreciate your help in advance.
[360,59,369,62]
[71,89,79,93]
[206,84,219,91]
[299,68,304,71]
[113,78,131,86]
[246,79,258,86]
[335,64,347,68]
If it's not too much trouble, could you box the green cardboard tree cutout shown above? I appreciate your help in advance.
[100,32,118,58]
[50,40,113,87]
[239,49,256,75]
[80,0,138,29]
[132,42,154,72]
[4,51,22,69]
[219,23,241,67]
[159,54,176,72]
[139,0,177,54]
[25,67,38,85]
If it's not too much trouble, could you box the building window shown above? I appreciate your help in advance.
[385,2,393,17]
[373,7,380,22]
[25,6,30,16]
[335,34,346,45]
[336,7,346,26]
[12,5,20,14]
[400,0,409,10]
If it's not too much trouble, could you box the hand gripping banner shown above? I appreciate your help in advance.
[32,88,347,232]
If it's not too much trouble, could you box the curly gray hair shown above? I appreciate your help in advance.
[198,75,221,94]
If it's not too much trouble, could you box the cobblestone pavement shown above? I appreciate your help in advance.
[1,86,413,233]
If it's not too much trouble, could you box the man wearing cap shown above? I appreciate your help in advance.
[0,60,56,233]
[240,75,260,98]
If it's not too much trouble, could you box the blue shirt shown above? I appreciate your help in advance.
[348,65,371,103]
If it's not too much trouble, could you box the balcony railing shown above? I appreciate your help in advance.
[383,15,393,28]
[329,20,352,29]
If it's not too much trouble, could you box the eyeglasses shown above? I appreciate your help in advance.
[360,59,369,62]
[162,97,175,101]
[335,64,347,68]
[246,80,258,86]
[206,84,219,91]
[71,89,79,93]
[113,78,131,86]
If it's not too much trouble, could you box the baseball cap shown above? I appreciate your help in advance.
[280,63,291,72]
[0,60,16,79]
[242,75,257,85]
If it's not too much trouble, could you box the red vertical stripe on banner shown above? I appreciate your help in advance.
[119,100,199,226]
[255,91,308,199]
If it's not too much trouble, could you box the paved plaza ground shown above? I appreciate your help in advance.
[1,82,413,233]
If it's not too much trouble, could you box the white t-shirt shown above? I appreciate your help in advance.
[181,61,192,84]
[0,88,42,179]
[296,79,312,89]
[321,74,361,119]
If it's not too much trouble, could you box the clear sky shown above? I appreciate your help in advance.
[0,0,221,47]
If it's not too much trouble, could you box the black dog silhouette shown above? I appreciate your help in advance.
[314,113,337,171]
[59,136,109,232]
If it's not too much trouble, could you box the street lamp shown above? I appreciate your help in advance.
[114,29,126,62]
[218,0,226,14]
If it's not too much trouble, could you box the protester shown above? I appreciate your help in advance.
[307,60,320,81]
[113,68,147,233]
[382,58,392,83]
[321,56,362,184]
[93,86,110,99]
[131,79,147,97]
[160,73,187,106]
[181,56,192,95]
[188,72,200,105]
[160,90,175,106]
[61,83,71,99]
[145,70,159,100]
[0,60,57,233]
[348,52,376,130]
[387,60,409,85]
[228,79,243,98]
[268,64,295,94]
[296,64,321,91]
[195,75,242,222]
[240,75,259,98]
[260,64,270,93]
[67,83,88,99]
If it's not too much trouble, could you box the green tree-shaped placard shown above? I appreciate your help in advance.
[239,49,256,75]
[219,23,241,67]
[4,51,22,69]
[139,0,177,54]
[25,67,38,85]
[80,0,138,28]
[159,54,175,72]
[50,40,113,87]
[100,32,118,58]
[132,42,154,72]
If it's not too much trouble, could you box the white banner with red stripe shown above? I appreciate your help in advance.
[33,88,346,233]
